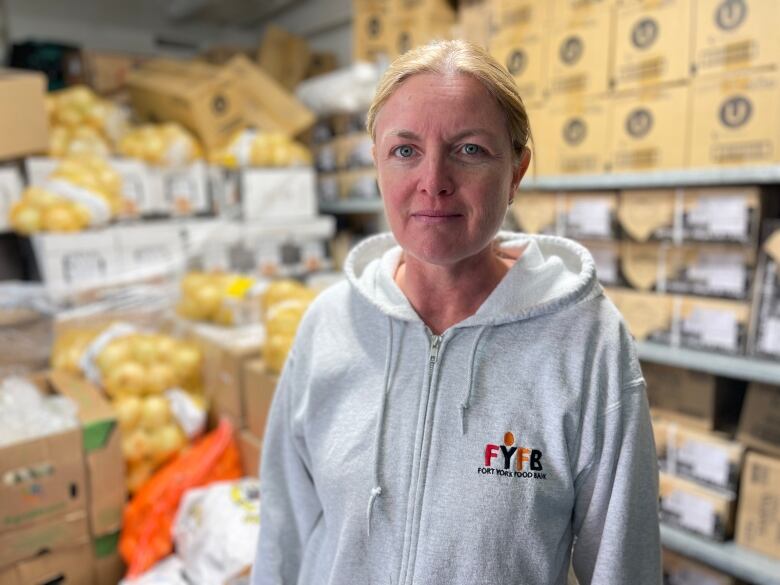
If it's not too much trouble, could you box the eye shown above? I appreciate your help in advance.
[461,143,483,155]
[393,145,415,158]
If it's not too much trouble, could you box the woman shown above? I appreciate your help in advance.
[252,40,661,585]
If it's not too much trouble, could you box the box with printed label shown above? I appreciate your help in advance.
[238,430,262,479]
[114,222,187,284]
[242,217,335,277]
[31,229,122,299]
[353,0,393,62]
[149,161,211,216]
[488,0,551,101]
[643,362,746,432]
[391,9,455,58]
[241,167,317,221]
[577,240,623,287]
[544,95,612,174]
[128,60,244,152]
[603,287,673,342]
[257,25,311,92]
[677,295,750,354]
[523,102,551,175]
[617,187,762,245]
[610,83,690,172]
[555,0,613,17]
[244,360,278,439]
[689,68,780,168]
[0,165,23,232]
[658,471,736,541]
[548,8,613,96]
[737,383,780,459]
[0,538,93,583]
[613,0,693,91]
[513,191,617,238]
[694,0,780,76]
[335,133,374,171]
[91,531,123,585]
[735,451,780,560]
[0,69,49,161]
[0,375,87,540]
[662,548,737,585]
[340,169,380,201]
[749,223,780,359]
[658,422,744,492]
[620,241,755,300]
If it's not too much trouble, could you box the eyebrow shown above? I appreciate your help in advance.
[385,128,496,142]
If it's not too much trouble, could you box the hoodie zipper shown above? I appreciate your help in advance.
[399,332,443,585]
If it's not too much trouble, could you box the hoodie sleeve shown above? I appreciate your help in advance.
[570,376,662,585]
[250,343,323,585]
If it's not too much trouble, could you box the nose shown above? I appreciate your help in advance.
[416,151,454,197]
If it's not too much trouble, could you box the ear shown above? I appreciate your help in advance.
[509,147,531,203]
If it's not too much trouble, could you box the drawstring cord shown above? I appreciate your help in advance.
[367,316,395,537]
[460,325,488,435]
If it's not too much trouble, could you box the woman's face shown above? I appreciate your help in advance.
[373,72,529,267]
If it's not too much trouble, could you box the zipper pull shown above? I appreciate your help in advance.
[429,335,441,368]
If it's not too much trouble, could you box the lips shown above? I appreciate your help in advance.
[410,210,463,224]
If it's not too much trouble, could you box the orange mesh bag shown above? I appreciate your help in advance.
[120,419,242,578]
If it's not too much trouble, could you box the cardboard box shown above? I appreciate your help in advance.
[662,548,737,585]
[735,451,780,559]
[0,511,90,569]
[244,360,278,439]
[491,0,552,35]
[750,224,780,359]
[678,295,750,354]
[689,68,780,168]
[79,49,149,95]
[0,70,49,161]
[562,192,618,238]
[225,55,315,139]
[621,241,754,299]
[335,133,374,170]
[242,218,335,277]
[548,9,613,96]
[193,323,263,426]
[512,191,559,235]
[239,430,262,478]
[610,83,690,172]
[737,383,780,459]
[391,9,455,58]
[0,166,23,231]
[307,52,339,79]
[617,186,761,245]
[31,229,122,298]
[578,239,622,286]
[92,532,123,585]
[694,0,780,76]
[613,0,693,91]
[660,422,745,492]
[113,223,186,283]
[659,471,736,541]
[340,169,380,200]
[544,94,611,174]
[605,287,674,342]
[353,0,393,63]
[241,167,317,221]
[455,0,494,49]
[644,362,746,432]
[555,0,613,17]
[0,540,93,584]
[149,160,211,216]
[257,26,311,92]
[128,60,244,152]
[318,172,341,203]
[490,28,548,104]
[0,375,89,536]
[524,102,551,176]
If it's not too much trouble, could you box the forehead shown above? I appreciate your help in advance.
[376,73,507,137]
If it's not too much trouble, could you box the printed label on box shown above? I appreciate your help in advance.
[683,308,738,351]
[666,491,716,536]
[688,252,746,297]
[591,247,618,285]
[759,318,780,354]
[688,196,747,239]
[678,440,731,488]
[568,200,611,237]
[0,168,23,230]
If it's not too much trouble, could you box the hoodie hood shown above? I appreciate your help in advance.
[344,231,599,328]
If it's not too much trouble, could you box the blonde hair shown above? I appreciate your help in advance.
[366,39,532,159]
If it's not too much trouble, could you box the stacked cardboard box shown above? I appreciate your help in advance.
[0,371,126,584]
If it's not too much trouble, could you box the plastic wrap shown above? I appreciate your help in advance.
[295,63,381,115]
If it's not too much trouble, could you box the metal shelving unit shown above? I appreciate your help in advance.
[637,342,780,385]
[520,166,780,191]
[661,524,780,585]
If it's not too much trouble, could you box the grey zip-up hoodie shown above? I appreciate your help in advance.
[251,232,661,585]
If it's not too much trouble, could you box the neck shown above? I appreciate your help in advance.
[395,244,511,335]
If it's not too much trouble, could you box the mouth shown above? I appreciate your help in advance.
[411,210,463,223]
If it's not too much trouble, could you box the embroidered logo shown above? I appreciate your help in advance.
[478,432,547,480]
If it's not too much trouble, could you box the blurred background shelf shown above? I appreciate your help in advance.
[636,341,780,385]
[661,524,780,585]
[319,199,383,214]
[521,166,780,191]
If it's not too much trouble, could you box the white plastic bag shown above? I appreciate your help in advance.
[173,479,261,584]
[119,555,189,585]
